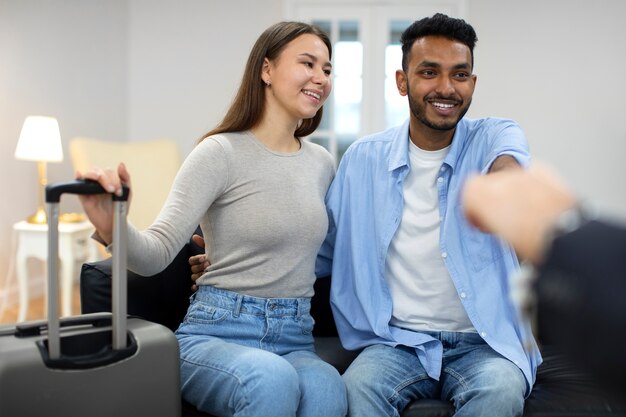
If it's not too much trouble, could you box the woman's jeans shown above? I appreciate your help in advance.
[175,286,347,417]
[343,331,526,417]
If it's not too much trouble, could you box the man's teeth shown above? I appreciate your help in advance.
[432,102,454,109]
[303,90,321,100]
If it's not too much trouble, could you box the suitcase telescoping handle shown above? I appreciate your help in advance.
[45,179,130,360]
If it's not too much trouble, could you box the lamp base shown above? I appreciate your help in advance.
[60,212,87,223]
[26,207,47,224]
[26,208,87,224]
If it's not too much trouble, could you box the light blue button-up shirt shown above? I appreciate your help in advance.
[316,117,542,395]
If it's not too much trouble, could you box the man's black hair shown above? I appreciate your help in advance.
[400,13,478,70]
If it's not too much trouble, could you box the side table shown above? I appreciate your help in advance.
[13,220,100,321]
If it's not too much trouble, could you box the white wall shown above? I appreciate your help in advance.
[467,0,626,220]
[126,0,283,156]
[1,0,625,308]
[0,0,130,303]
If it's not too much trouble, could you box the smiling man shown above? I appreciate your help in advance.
[316,13,541,416]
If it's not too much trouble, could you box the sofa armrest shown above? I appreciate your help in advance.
[80,232,204,331]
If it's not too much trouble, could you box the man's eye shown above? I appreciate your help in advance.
[303,61,313,68]
[421,70,436,77]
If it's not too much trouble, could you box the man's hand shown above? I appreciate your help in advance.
[463,164,577,265]
[189,234,209,291]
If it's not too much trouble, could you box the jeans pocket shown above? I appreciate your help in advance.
[185,300,230,325]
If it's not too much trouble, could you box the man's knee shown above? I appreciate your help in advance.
[448,358,526,415]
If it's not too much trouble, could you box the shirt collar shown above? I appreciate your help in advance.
[442,119,468,171]
[388,119,411,172]
[388,118,469,173]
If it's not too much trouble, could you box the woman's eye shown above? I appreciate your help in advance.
[324,69,332,76]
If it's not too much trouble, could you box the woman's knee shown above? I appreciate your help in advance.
[298,362,347,416]
[242,353,302,397]
[181,347,301,415]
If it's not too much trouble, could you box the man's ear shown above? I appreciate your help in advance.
[395,69,408,96]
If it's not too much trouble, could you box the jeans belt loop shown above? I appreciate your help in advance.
[232,293,243,318]
[297,299,304,318]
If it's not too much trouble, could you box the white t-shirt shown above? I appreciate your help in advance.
[385,139,475,333]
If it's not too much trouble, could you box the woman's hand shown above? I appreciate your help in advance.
[76,162,132,245]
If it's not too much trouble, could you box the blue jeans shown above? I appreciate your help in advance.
[343,331,526,417]
[175,286,347,417]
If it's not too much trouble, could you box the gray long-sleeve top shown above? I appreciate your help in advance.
[124,131,335,298]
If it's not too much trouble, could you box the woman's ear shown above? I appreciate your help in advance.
[261,57,271,85]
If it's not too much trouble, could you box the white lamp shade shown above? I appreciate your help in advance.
[15,116,64,162]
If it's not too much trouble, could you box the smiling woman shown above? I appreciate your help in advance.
[73,21,347,417]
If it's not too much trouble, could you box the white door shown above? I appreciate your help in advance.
[285,0,467,161]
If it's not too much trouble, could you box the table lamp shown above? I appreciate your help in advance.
[14,115,64,224]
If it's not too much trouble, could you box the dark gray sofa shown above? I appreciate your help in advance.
[80,235,626,417]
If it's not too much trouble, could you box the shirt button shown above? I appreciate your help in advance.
[480,331,487,338]
[437,177,444,183]
[460,292,467,299]
[441,252,448,258]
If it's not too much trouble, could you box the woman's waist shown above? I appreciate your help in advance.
[194,285,312,317]
[196,266,316,298]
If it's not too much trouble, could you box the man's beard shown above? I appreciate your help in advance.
[408,92,472,132]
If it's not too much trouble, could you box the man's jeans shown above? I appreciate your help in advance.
[343,331,526,417]
[176,286,347,417]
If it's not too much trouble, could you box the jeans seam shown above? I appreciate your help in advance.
[442,366,468,406]
[180,357,251,414]
[388,374,431,405]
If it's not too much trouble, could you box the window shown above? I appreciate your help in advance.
[286,0,467,162]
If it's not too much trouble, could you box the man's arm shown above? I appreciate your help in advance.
[462,164,626,395]
[488,155,522,173]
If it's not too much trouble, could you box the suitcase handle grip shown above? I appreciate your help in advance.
[45,179,130,203]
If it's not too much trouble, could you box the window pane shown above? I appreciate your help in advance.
[312,20,332,131]
[312,20,331,34]
[334,21,362,135]
[385,20,410,128]
[311,20,363,162]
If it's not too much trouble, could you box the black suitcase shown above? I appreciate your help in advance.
[0,180,181,417]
